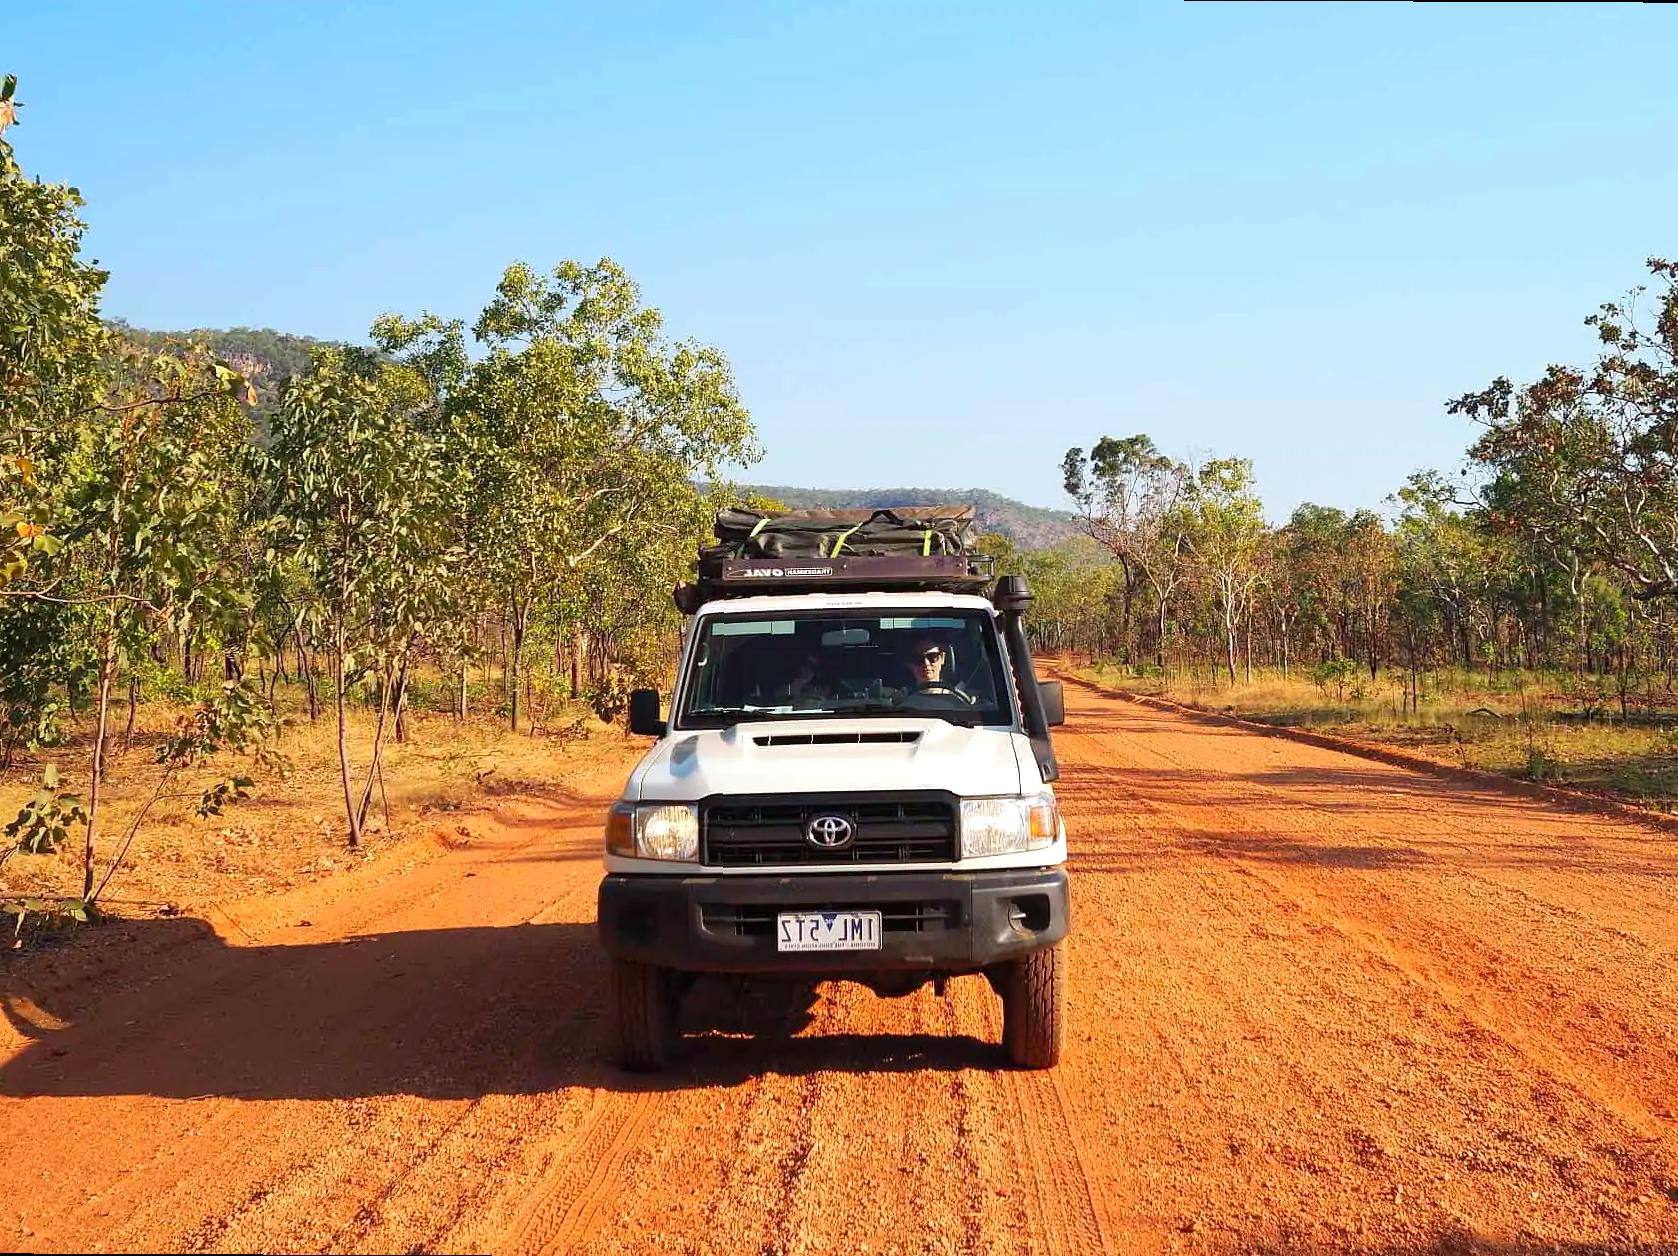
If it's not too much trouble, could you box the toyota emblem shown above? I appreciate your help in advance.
[805,813,855,849]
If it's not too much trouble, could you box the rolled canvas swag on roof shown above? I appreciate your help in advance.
[709,506,978,559]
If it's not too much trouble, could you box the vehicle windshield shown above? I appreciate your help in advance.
[677,610,1015,729]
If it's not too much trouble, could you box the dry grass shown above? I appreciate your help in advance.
[1077,661,1678,811]
[0,684,640,921]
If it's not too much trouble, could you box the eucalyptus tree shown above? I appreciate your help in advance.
[1062,435,1188,663]
[1180,458,1267,684]
[265,350,456,845]
[370,312,498,719]
[34,343,257,897]
[459,258,758,730]
[1023,541,1125,657]
[1343,509,1396,678]
[1391,472,1498,669]
[1456,258,1678,604]
[1,73,102,764]
[0,74,105,589]
[556,482,716,700]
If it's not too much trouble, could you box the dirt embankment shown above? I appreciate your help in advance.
[5,674,1678,1253]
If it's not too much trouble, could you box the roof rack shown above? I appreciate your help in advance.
[676,552,997,613]
[675,504,996,611]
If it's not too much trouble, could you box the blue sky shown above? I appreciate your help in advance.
[9,2,1676,520]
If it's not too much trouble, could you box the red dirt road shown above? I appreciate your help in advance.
[6,676,1678,1254]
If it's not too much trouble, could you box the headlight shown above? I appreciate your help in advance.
[960,792,1060,858]
[605,801,700,861]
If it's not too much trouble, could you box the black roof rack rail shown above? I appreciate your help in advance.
[675,553,997,613]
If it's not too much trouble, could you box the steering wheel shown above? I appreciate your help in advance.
[897,680,977,707]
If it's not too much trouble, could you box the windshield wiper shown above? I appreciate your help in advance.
[831,701,986,726]
[688,705,836,727]
[686,706,770,727]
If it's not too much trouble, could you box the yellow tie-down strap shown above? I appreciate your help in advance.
[829,523,865,556]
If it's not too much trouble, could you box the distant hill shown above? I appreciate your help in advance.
[740,484,1080,550]
[110,323,337,401]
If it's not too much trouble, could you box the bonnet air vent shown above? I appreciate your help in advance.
[752,731,923,747]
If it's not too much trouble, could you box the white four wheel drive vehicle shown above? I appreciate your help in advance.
[597,507,1069,1071]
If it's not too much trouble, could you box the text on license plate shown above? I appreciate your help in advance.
[776,910,882,952]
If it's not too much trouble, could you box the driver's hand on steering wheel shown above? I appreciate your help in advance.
[899,679,977,705]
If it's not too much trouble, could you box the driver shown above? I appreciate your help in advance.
[904,636,950,689]
[897,635,973,703]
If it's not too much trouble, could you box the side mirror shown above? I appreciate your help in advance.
[628,689,666,737]
[1037,681,1065,727]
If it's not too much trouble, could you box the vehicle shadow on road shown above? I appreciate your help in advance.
[675,976,1000,1079]
[0,916,1002,1102]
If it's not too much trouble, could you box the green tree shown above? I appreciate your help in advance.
[453,258,757,730]
[265,350,456,845]
[1062,435,1187,663]
[1392,472,1497,671]
[1455,259,1678,603]
[1180,457,1267,684]
[10,342,258,898]
[0,74,105,588]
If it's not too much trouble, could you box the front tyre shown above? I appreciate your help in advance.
[613,958,678,1071]
[1001,943,1064,1069]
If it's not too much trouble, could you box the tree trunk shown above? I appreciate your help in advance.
[122,674,141,752]
[1407,622,1419,715]
[1243,603,1253,686]
[1367,594,1379,679]
[509,600,528,732]
[457,659,468,720]
[357,654,405,829]
[575,630,592,701]
[1119,561,1136,666]
[393,651,412,745]
[500,617,509,704]
[299,639,319,722]
[334,623,362,849]
[82,616,119,900]
[1223,600,1238,686]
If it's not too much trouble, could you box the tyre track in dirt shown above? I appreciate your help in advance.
[972,988,1113,1256]
[497,1088,664,1256]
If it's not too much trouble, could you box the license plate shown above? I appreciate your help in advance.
[776,910,882,952]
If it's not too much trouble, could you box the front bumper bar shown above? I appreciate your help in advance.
[598,867,1068,975]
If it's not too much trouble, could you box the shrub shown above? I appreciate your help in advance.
[1311,658,1360,702]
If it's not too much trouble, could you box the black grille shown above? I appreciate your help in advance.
[701,901,961,937]
[701,794,958,867]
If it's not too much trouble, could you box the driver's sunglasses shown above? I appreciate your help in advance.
[915,649,945,664]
